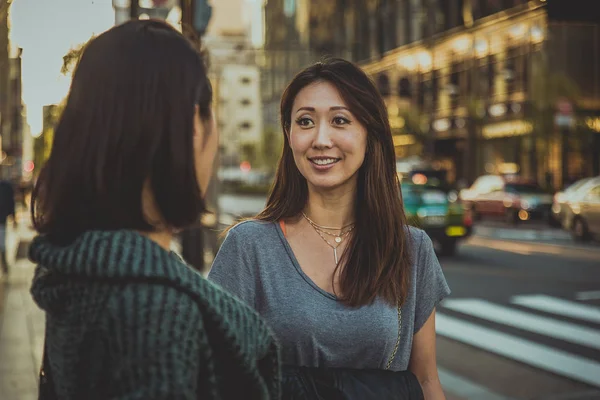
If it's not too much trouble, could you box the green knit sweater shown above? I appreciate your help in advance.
[29,230,281,399]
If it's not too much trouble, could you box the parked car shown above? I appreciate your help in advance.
[461,175,553,224]
[551,176,598,228]
[562,178,600,241]
[401,182,472,256]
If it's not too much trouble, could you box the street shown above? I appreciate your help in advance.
[1,196,599,399]
[437,237,600,399]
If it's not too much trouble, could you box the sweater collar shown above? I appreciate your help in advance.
[29,230,191,281]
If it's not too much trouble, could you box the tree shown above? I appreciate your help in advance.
[61,41,89,76]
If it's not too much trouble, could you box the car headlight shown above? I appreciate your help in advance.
[521,200,530,210]
[447,191,458,203]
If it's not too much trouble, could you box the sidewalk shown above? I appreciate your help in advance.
[0,258,43,400]
[0,205,43,400]
[473,221,575,243]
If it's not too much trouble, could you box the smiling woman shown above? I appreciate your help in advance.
[209,58,451,399]
[289,81,368,191]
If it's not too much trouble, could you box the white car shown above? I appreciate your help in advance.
[562,177,600,241]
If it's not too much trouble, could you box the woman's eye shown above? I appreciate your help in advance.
[295,117,314,128]
[333,116,350,125]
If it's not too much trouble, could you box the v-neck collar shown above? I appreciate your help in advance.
[273,221,338,301]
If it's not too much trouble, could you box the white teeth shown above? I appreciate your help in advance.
[312,158,338,165]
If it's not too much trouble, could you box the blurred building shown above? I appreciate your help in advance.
[216,63,263,167]
[0,0,8,166]
[0,0,26,185]
[261,0,337,132]
[202,0,269,170]
[33,105,59,177]
[359,0,600,189]
[113,0,181,26]
[5,49,25,181]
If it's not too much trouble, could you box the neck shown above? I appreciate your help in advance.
[304,185,356,229]
[140,229,173,251]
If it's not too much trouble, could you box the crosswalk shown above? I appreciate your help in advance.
[437,292,600,388]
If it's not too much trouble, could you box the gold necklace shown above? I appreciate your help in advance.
[305,217,354,243]
[301,212,354,231]
[302,213,354,264]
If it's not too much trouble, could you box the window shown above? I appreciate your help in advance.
[239,122,252,130]
[505,184,547,194]
[377,74,391,96]
[587,185,600,199]
[417,78,425,108]
[240,98,251,106]
[431,70,439,109]
[240,76,252,85]
[398,77,412,98]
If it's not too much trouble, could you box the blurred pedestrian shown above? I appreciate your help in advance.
[209,58,449,399]
[29,19,279,400]
[0,177,15,277]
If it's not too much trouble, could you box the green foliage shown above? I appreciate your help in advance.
[61,38,93,76]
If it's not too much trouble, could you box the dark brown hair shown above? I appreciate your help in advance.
[256,58,412,307]
[32,19,213,245]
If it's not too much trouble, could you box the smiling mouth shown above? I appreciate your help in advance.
[309,157,340,166]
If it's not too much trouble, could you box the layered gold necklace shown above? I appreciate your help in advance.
[302,212,355,265]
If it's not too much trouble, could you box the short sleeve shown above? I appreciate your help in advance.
[207,225,258,308]
[413,230,451,333]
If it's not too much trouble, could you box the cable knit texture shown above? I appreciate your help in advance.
[29,230,281,400]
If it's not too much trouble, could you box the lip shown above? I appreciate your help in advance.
[308,156,340,171]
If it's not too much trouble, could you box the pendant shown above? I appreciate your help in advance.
[334,247,338,265]
[335,236,342,243]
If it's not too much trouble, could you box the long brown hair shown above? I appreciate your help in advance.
[256,58,412,307]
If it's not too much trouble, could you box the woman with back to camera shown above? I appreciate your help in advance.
[209,58,450,399]
[29,19,279,400]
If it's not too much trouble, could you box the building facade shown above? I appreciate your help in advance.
[0,0,8,168]
[0,1,26,184]
[360,0,600,189]
[217,63,263,167]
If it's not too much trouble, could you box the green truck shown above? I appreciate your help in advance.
[401,182,472,256]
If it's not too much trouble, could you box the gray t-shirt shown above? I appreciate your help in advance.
[208,220,450,371]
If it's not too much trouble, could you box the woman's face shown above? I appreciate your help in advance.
[194,107,218,196]
[289,81,368,193]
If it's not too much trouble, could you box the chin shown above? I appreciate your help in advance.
[306,176,353,191]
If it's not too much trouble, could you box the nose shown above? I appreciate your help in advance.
[313,122,333,149]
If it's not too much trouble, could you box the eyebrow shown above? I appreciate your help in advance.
[295,106,350,113]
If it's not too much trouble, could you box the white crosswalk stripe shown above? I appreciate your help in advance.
[511,294,600,324]
[437,294,600,388]
[443,298,600,350]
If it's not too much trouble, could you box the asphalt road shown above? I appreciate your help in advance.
[437,236,600,400]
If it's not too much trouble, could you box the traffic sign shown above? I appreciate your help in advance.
[556,99,573,115]
[554,114,573,128]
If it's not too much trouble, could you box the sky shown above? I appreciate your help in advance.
[8,0,261,137]
[9,0,115,136]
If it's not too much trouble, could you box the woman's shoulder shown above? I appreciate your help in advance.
[226,219,280,243]
[229,219,277,234]
[405,226,428,251]
[404,226,439,269]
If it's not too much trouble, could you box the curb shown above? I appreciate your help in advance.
[473,226,574,242]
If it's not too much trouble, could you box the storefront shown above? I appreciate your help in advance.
[480,119,533,178]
